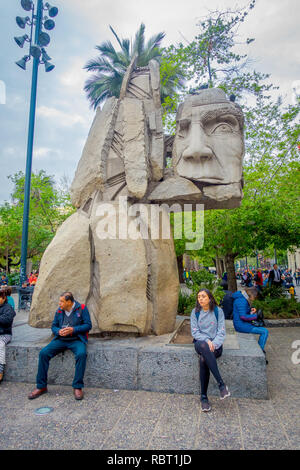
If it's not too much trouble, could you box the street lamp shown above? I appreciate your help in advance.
[14,0,58,291]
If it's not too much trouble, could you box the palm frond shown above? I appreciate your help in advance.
[145,32,166,51]
[133,23,145,57]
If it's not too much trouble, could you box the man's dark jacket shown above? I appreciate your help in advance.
[51,301,92,344]
[0,300,16,335]
[269,269,282,285]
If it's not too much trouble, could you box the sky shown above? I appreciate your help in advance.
[0,0,299,203]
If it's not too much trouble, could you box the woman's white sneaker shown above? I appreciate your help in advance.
[219,385,230,400]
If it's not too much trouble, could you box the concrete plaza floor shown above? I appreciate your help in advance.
[1,323,300,450]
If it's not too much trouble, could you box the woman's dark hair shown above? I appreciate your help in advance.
[0,290,7,300]
[61,291,74,302]
[3,287,12,296]
[195,288,218,313]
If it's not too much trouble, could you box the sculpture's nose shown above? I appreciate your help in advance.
[182,124,213,162]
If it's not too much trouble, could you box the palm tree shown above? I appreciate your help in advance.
[84,24,167,109]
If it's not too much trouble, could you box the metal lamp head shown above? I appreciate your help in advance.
[44,18,55,30]
[41,48,51,61]
[16,16,30,29]
[21,0,33,11]
[44,60,55,72]
[14,34,29,48]
[38,32,51,47]
[30,44,42,59]
[15,55,29,70]
[45,3,58,18]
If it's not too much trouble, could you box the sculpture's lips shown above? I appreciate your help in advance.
[191,176,224,183]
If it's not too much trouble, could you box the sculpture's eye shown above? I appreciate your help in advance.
[178,119,190,138]
[212,122,233,134]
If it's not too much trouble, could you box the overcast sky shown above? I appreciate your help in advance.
[0,0,299,203]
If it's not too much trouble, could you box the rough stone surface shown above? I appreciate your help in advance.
[172,88,244,204]
[203,182,243,202]
[1,326,299,450]
[121,98,149,199]
[29,65,246,337]
[29,212,91,328]
[70,97,119,208]
[6,318,267,399]
[148,176,202,202]
[89,201,150,334]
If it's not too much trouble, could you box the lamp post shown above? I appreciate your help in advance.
[14,0,58,288]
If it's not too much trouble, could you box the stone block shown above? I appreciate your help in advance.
[28,211,91,329]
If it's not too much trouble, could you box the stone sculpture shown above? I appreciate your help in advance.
[29,56,244,336]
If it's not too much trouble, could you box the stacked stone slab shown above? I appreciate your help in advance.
[29,57,178,336]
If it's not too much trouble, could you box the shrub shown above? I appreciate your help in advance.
[190,270,225,304]
[253,297,300,319]
[6,273,20,286]
[178,290,196,315]
[178,269,225,315]
[258,286,287,300]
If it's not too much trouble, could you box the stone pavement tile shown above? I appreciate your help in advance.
[148,435,194,450]
[101,390,169,450]
[269,395,300,449]
[148,394,200,450]
[237,398,291,450]
[0,384,140,450]
[193,398,243,450]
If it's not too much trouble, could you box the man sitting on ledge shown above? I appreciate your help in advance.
[28,292,92,401]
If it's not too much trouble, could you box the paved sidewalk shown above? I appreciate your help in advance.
[1,326,299,450]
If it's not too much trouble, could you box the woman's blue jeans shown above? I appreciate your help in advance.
[250,326,269,351]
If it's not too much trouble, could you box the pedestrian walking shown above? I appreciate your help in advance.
[254,269,263,292]
[190,289,230,413]
[296,269,300,286]
[269,264,282,288]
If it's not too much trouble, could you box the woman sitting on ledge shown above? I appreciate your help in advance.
[190,288,230,413]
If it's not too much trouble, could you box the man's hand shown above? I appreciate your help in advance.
[251,308,257,314]
[59,327,74,337]
[207,340,215,352]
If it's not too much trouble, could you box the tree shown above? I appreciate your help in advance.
[166,1,300,290]
[159,0,276,133]
[0,170,75,273]
[84,24,167,109]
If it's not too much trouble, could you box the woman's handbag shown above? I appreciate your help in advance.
[251,309,265,327]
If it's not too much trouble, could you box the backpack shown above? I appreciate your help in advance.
[220,291,234,320]
[195,306,219,323]
[81,304,89,340]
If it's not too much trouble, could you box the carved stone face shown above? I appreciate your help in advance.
[173,89,244,185]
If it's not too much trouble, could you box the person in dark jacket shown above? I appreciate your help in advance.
[220,282,234,320]
[0,289,16,382]
[232,288,269,362]
[28,292,92,401]
[269,264,282,287]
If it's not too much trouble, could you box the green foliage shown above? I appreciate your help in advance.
[190,271,225,304]
[7,272,20,286]
[253,298,300,319]
[84,23,184,110]
[0,170,75,272]
[177,290,196,315]
[167,1,299,284]
[257,286,287,300]
[177,270,225,314]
